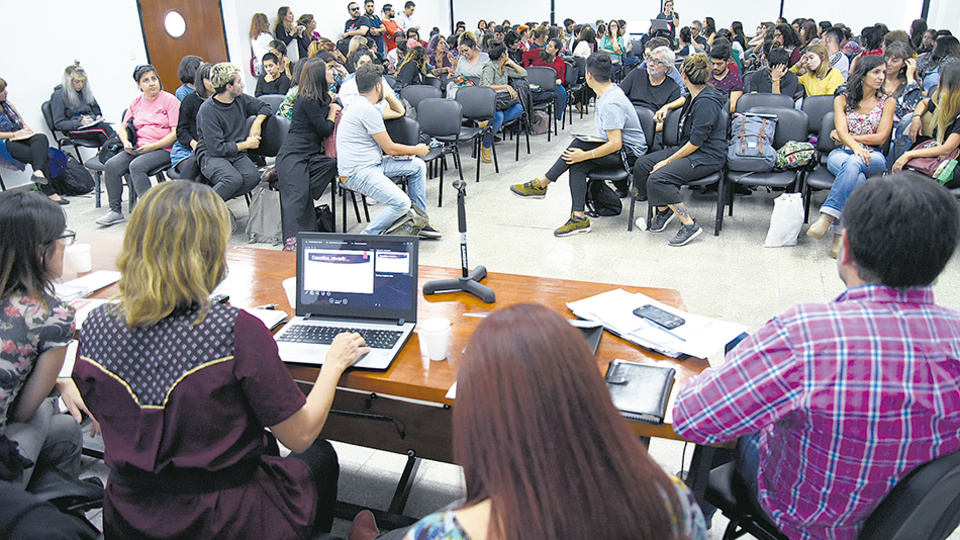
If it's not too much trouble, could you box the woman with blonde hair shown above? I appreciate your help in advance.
[250,13,273,76]
[75,180,367,538]
[274,6,302,62]
[893,61,960,185]
[51,61,116,145]
[395,45,430,87]
[371,304,707,540]
[792,43,844,96]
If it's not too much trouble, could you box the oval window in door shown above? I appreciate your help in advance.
[164,11,187,38]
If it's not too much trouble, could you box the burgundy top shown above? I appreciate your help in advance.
[74,304,315,539]
[522,50,567,82]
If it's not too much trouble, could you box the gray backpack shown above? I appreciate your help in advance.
[727,112,777,172]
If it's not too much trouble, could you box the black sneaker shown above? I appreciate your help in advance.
[648,209,676,233]
[418,224,442,240]
[668,221,703,247]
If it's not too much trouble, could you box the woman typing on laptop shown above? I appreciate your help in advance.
[73,180,369,539]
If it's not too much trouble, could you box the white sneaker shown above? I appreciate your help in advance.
[95,210,125,227]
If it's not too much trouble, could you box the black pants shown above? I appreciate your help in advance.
[276,151,338,240]
[6,134,55,195]
[546,139,626,212]
[290,438,339,535]
[633,147,724,206]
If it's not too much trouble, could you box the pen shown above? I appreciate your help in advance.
[254,304,277,310]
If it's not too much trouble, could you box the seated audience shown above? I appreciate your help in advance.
[920,36,960,93]
[822,26,850,80]
[170,62,213,179]
[773,23,804,67]
[620,45,682,129]
[523,37,568,121]
[676,26,698,58]
[174,55,202,101]
[745,47,799,98]
[395,45,430,88]
[883,41,924,160]
[51,62,116,146]
[97,65,179,226]
[339,52,401,116]
[269,40,293,78]
[893,62,960,183]
[75,180,367,538]
[599,19,626,69]
[427,34,455,78]
[479,40,526,164]
[197,63,271,202]
[255,52,292,97]
[573,25,597,59]
[355,303,707,540]
[806,56,895,257]
[643,37,686,90]
[250,13,273,77]
[0,79,64,203]
[0,190,97,492]
[454,32,489,79]
[276,58,340,250]
[336,63,438,237]
[503,30,525,64]
[276,58,308,119]
[792,43,845,97]
[707,41,743,111]
[510,53,645,238]
[675,172,960,540]
[636,53,728,247]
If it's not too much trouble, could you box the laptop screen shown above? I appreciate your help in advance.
[295,233,419,322]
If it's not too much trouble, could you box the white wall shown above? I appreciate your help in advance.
[928,0,960,35]
[2,0,148,161]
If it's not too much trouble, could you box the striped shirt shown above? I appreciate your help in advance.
[674,285,960,540]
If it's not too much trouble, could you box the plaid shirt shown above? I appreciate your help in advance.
[674,285,960,540]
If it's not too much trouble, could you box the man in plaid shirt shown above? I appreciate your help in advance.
[674,173,960,540]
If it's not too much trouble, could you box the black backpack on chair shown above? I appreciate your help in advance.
[585,180,623,217]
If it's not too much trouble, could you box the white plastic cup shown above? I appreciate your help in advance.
[65,243,92,273]
[418,317,451,361]
[282,277,297,309]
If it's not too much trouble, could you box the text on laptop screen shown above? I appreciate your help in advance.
[298,235,417,317]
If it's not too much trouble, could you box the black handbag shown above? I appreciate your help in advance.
[495,91,519,111]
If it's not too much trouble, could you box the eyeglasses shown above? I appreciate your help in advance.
[56,229,76,246]
[647,58,667,67]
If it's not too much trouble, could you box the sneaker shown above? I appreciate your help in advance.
[95,210,125,227]
[648,209,676,233]
[668,221,703,247]
[510,179,548,199]
[418,224,442,239]
[480,145,492,163]
[554,213,591,237]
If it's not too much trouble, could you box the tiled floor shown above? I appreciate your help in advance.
[43,107,960,539]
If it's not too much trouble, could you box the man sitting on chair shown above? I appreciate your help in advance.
[509,52,645,238]
[673,173,960,539]
[336,63,439,238]
[197,63,271,201]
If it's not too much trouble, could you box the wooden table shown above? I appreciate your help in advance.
[72,232,722,518]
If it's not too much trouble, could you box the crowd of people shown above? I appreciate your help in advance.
[2,4,960,540]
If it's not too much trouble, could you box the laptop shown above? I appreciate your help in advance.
[274,232,419,370]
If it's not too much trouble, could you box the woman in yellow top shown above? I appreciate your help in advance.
[791,44,845,97]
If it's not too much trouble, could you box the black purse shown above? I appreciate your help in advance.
[495,91,518,111]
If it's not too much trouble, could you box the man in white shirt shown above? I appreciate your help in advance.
[824,26,850,80]
[396,1,418,33]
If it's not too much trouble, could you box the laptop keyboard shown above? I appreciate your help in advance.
[277,325,403,350]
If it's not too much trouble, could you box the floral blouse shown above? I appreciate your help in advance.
[401,471,708,540]
[846,95,887,136]
[0,293,74,433]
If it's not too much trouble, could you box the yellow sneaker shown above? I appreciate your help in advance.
[480,145,492,163]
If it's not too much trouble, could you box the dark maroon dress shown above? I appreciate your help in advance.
[74,304,318,539]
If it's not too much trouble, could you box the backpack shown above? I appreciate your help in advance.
[585,180,622,217]
[775,141,816,170]
[245,182,283,245]
[727,112,777,172]
[50,155,94,195]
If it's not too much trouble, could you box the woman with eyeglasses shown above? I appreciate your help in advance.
[0,190,97,490]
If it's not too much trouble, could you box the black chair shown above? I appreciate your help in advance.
[706,447,960,540]
[626,106,659,231]
[400,85,441,111]
[800,95,835,138]
[525,66,559,140]
[634,107,728,236]
[454,86,497,182]
[245,114,290,159]
[562,58,581,128]
[802,112,838,222]
[257,94,286,115]
[417,98,464,206]
[383,74,398,89]
[41,100,101,164]
[734,93,795,113]
[719,107,809,232]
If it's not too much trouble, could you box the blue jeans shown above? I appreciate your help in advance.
[821,148,886,219]
[554,85,567,121]
[342,156,427,234]
[889,113,914,164]
[484,103,524,148]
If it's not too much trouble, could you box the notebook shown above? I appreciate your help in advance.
[273,232,419,370]
[604,360,676,424]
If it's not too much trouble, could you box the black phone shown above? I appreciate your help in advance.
[633,304,685,330]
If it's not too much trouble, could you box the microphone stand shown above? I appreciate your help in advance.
[423,179,495,303]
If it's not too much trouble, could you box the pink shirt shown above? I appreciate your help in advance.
[122,91,180,151]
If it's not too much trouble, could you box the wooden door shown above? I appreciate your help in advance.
[138,0,229,91]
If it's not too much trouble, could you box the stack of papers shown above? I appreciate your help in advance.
[54,271,121,302]
[567,289,747,359]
